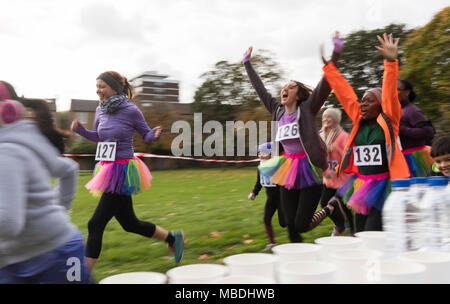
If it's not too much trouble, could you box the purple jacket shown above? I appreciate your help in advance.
[74,100,160,159]
[399,99,435,150]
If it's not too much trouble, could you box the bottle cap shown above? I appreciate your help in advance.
[427,176,448,187]
[391,179,410,188]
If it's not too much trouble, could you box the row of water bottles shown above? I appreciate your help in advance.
[383,176,450,258]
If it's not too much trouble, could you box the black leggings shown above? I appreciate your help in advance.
[86,192,156,258]
[355,208,382,232]
[264,187,286,228]
[280,185,323,243]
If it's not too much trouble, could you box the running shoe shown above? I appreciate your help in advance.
[328,197,348,233]
[169,230,184,264]
[264,243,278,251]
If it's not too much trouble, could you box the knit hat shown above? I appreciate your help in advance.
[258,142,272,155]
[363,88,382,104]
[0,99,25,126]
[322,107,342,124]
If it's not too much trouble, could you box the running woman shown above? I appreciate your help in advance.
[71,71,184,272]
[243,32,349,243]
[322,33,410,232]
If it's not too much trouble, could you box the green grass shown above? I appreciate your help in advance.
[70,167,335,282]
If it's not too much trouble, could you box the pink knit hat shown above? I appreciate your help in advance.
[0,82,25,125]
[363,88,382,104]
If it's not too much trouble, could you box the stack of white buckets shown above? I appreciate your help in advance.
[99,232,450,284]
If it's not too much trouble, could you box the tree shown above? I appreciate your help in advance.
[192,49,285,123]
[400,7,450,136]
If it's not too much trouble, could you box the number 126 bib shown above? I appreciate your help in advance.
[275,123,300,142]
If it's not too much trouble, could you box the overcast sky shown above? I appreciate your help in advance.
[0,0,448,111]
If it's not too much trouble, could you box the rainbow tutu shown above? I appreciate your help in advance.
[402,145,433,177]
[85,157,152,196]
[258,152,321,190]
[336,172,391,215]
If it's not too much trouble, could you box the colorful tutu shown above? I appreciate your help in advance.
[258,152,321,190]
[336,172,391,215]
[85,157,152,196]
[402,146,434,177]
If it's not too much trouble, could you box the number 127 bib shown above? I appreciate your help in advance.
[95,142,117,161]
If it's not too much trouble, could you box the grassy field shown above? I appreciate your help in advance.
[70,167,334,282]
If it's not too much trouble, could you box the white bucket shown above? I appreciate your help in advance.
[211,275,276,284]
[355,231,387,252]
[399,250,450,284]
[272,243,321,262]
[223,253,278,279]
[314,236,362,260]
[278,261,337,284]
[329,249,384,284]
[166,264,229,284]
[363,260,426,284]
[99,272,167,284]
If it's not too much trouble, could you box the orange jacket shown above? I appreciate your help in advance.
[322,60,409,180]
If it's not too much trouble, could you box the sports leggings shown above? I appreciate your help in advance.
[86,192,156,258]
[264,186,286,228]
[280,184,324,243]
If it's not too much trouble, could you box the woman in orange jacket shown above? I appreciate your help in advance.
[321,33,409,232]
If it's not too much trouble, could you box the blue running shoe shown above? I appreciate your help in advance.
[169,230,184,264]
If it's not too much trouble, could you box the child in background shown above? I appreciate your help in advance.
[429,136,450,177]
[248,142,286,251]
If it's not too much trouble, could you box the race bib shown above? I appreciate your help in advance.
[95,142,117,161]
[327,160,339,172]
[260,175,276,187]
[275,123,300,142]
[353,144,382,166]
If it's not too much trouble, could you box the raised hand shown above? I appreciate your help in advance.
[375,33,399,61]
[333,31,344,53]
[243,46,253,63]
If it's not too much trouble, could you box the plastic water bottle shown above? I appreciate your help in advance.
[421,176,448,252]
[443,178,450,252]
[383,179,411,259]
[407,177,428,250]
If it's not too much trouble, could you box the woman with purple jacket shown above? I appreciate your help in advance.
[71,71,184,272]
[397,79,435,177]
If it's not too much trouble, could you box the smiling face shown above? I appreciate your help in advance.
[434,153,450,177]
[96,79,117,102]
[280,81,299,106]
[322,114,337,130]
[360,92,381,121]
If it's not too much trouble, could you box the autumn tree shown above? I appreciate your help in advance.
[400,6,450,136]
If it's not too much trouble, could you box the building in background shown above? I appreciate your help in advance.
[131,70,179,104]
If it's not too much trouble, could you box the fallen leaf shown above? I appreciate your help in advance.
[243,239,254,245]
[198,254,210,261]
[242,234,250,239]
[210,231,221,239]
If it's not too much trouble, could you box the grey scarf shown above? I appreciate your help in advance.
[100,94,127,114]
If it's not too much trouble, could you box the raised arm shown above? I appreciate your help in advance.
[243,47,279,115]
[307,32,344,114]
[322,63,361,124]
[376,33,402,131]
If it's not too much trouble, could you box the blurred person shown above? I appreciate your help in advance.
[429,136,450,177]
[243,32,349,243]
[322,33,410,232]
[0,81,91,284]
[71,71,184,272]
[397,78,435,177]
[319,107,354,236]
[248,142,286,250]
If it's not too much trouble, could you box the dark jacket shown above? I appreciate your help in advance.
[244,52,340,171]
[399,99,435,149]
